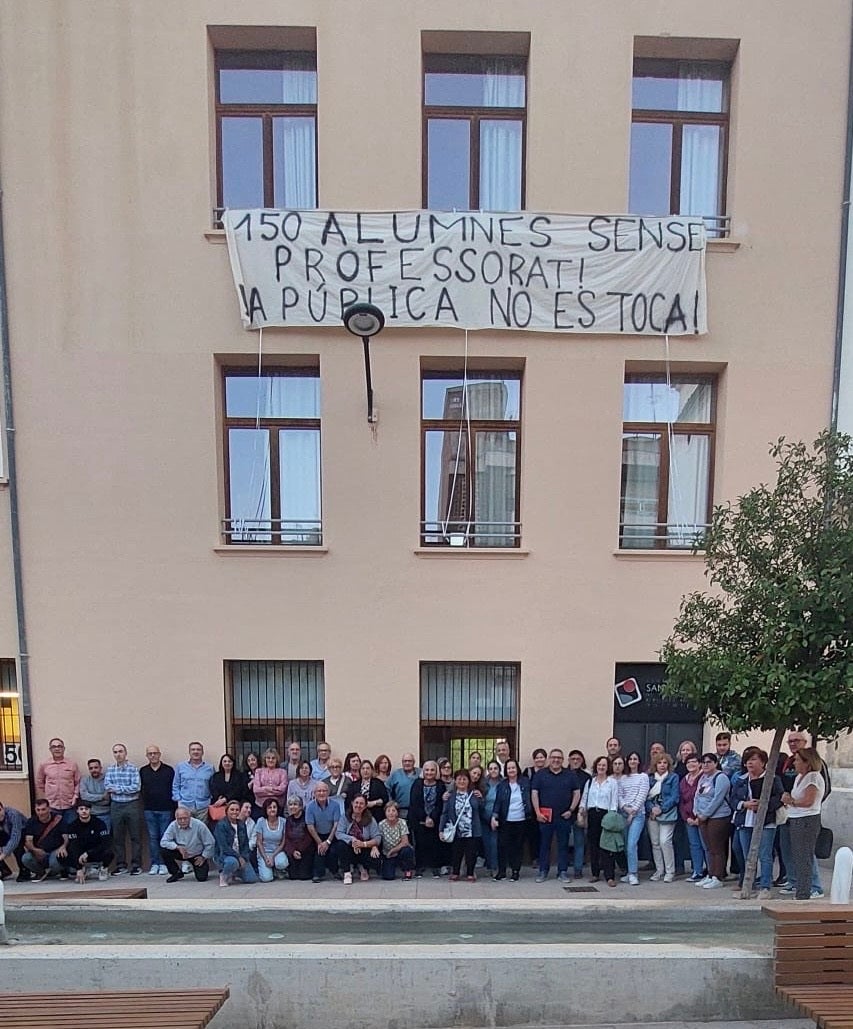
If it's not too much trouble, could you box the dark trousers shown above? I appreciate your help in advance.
[111,800,142,868]
[414,823,443,873]
[59,842,115,871]
[699,817,730,880]
[339,843,380,875]
[312,839,342,880]
[287,848,315,880]
[497,820,526,875]
[160,847,210,881]
[451,836,478,876]
[586,808,616,881]
[789,814,821,900]
[0,826,26,878]
[538,817,571,875]
[381,846,415,880]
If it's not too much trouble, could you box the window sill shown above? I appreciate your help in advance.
[414,547,530,559]
[0,477,8,488]
[707,238,741,253]
[0,770,28,779]
[213,545,328,556]
[205,230,226,244]
[613,548,705,560]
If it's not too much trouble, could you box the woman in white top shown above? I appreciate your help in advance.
[781,746,825,901]
[618,751,650,885]
[579,755,619,886]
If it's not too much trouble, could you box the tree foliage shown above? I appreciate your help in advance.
[661,432,853,742]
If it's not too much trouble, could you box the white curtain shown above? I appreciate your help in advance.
[474,431,517,546]
[620,434,660,548]
[480,62,524,210]
[677,64,722,222]
[667,434,710,546]
[274,117,317,208]
[280,429,322,543]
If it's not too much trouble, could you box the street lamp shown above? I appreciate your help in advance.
[343,302,385,423]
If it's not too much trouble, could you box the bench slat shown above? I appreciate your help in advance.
[0,988,228,1029]
[778,922,853,936]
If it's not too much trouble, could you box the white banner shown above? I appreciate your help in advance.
[224,209,707,335]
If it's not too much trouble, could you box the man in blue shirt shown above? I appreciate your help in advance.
[171,742,214,823]
[715,733,742,779]
[531,748,582,883]
[387,753,420,819]
[104,743,142,875]
[305,781,341,882]
[310,741,332,780]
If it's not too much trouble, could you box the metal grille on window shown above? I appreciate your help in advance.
[227,660,325,761]
[0,659,22,772]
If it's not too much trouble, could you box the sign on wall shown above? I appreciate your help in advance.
[224,209,708,336]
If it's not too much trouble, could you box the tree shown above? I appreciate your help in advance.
[660,431,853,898]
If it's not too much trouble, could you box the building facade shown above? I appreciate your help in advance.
[0,0,850,809]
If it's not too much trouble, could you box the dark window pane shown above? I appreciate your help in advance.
[422,375,520,420]
[480,119,522,210]
[632,62,726,113]
[679,124,723,218]
[621,432,661,548]
[221,117,264,208]
[427,119,470,210]
[273,117,317,208]
[219,67,317,104]
[629,122,673,215]
[226,374,320,419]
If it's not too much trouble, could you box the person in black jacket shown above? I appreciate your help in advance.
[344,759,388,824]
[208,754,249,818]
[59,798,114,883]
[409,760,444,877]
[490,759,532,880]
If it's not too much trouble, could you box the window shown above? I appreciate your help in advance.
[620,374,716,549]
[420,662,518,764]
[421,369,521,547]
[226,660,325,762]
[629,59,729,235]
[0,660,22,772]
[215,50,317,212]
[222,367,322,545]
[423,55,526,211]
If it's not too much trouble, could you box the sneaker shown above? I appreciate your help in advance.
[180,862,192,874]
[558,871,570,883]
[15,871,32,882]
[343,872,353,885]
[663,873,675,883]
[311,876,322,883]
[773,876,788,888]
[757,889,772,900]
[810,889,825,899]
[650,871,664,882]
[166,872,184,883]
[431,870,441,878]
[779,886,796,895]
[31,870,49,882]
[440,866,450,876]
[535,873,547,883]
[219,873,229,888]
[359,868,369,882]
[619,874,631,883]
[148,866,160,876]
[702,876,723,889]
[493,873,506,881]
[510,871,519,882]
[111,865,126,876]
[694,876,712,887]
[129,866,142,876]
[574,871,584,880]
[158,865,168,875]
[415,870,424,878]
[97,867,110,882]
[628,874,639,886]
[687,873,705,883]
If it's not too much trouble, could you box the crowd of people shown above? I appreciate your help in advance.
[0,730,831,899]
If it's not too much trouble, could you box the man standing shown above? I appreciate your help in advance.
[140,744,175,875]
[715,733,742,779]
[606,737,623,761]
[305,781,341,882]
[283,742,302,782]
[0,801,27,881]
[104,743,142,875]
[531,748,582,883]
[78,758,112,832]
[493,739,511,776]
[322,758,349,817]
[387,753,420,819]
[21,799,66,881]
[172,742,214,823]
[159,806,215,883]
[35,738,79,825]
[59,798,114,884]
[310,742,332,780]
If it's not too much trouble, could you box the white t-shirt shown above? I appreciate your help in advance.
[788,771,823,818]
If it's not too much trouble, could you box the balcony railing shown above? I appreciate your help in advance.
[222,519,323,546]
[420,520,522,548]
[619,521,709,550]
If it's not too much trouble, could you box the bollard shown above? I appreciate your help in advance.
[830,845,853,904]
[0,876,8,943]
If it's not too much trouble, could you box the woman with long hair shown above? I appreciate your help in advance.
[343,752,361,782]
[491,759,531,881]
[579,755,618,886]
[209,754,249,819]
[781,746,825,901]
[374,754,393,783]
[345,758,389,824]
[213,800,258,887]
[250,749,287,815]
[255,798,289,882]
[618,751,650,885]
[338,794,381,883]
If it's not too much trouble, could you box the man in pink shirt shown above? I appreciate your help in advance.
[35,738,80,824]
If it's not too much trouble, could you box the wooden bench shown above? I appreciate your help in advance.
[0,987,229,1028]
[764,902,853,1029]
[5,887,148,904]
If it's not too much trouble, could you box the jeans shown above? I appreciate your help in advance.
[625,810,646,876]
[572,822,586,875]
[538,817,571,875]
[22,849,62,875]
[481,823,499,871]
[257,852,289,882]
[381,846,415,880]
[685,823,706,877]
[778,821,822,894]
[219,855,258,883]
[733,825,776,889]
[143,810,172,869]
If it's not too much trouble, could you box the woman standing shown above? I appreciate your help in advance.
[693,753,732,889]
[409,760,444,878]
[345,758,389,823]
[579,756,619,886]
[480,761,503,875]
[283,796,315,880]
[287,761,317,809]
[343,752,361,782]
[731,748,783,899]
[208,754,249,820]
[440,769,483,882]
[645,753,680,882]
[251,749,287,814]
[374,755,393,783]
[338,794,381,883]
[491,759,531,881]
[242,752,261,816]
[781,747,825,901]
[254,798,289,882]
[679,753,706,881]
[618,752,650,885]
[213,800,258,887]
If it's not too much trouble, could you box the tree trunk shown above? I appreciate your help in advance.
[737,725,786,899]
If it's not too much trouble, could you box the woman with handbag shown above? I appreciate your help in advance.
[781,746,825,901]
[645,752,680,882]
[439,768,483,881]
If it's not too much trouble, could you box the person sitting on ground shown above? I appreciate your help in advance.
[283,795,315,880]
[59,798,114,884]
[238,800,258,872]
[0,800,27,881]
[337,794,382,884]
[255,798,289,882]
[305,780,341,882]
[378,801,415,881]
[159,805,215,883]
[213,799,259,887]
[21,798,67,881]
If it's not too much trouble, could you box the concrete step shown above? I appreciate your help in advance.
[427,1023,813,1029]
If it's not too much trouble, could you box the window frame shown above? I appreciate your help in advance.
[422,53,528,211]
[620,373,717,550]
[214,49,319,213]
[420,368,522,548]
[221,365,322,546]
[0,659,22,773]
[630,58,730,229]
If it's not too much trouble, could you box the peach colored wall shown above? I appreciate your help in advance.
[0,0,848,784]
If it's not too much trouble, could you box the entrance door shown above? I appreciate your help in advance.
[420,726,516,768]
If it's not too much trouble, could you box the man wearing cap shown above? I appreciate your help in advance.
[58,798,114,884]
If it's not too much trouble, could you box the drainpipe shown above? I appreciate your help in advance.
[0,189,35,811]
[830,6,853,433]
